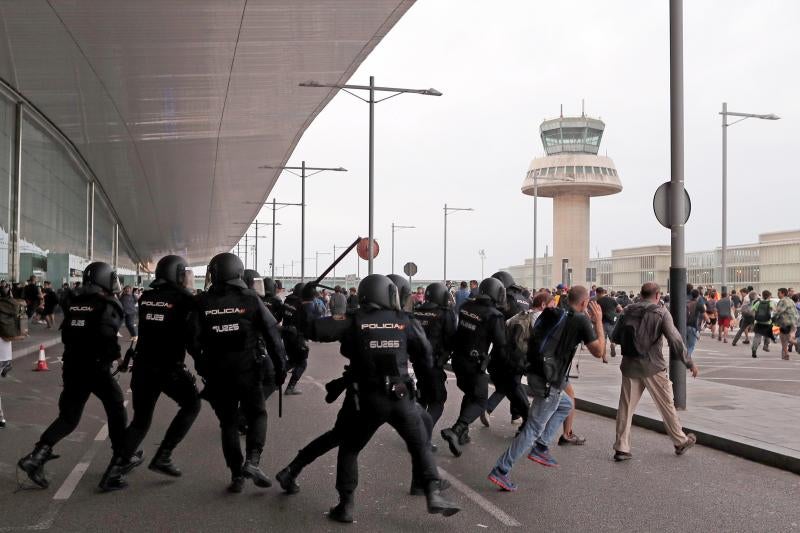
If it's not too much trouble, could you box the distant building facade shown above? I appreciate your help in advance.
[504,230,800,295]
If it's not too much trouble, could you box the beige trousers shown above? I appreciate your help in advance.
[614,370,688,453]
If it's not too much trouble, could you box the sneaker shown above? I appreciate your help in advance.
[228,476,245,493]
[0,418,6,428]
[284,386,302,396]
[479,411,491,427]
[613,451,633,462]
[527,445,558,467]
[558,432,586,446]
[675,433,697,456]
[1,363,11,377]
[731,341,737,346]
[723,338,727,343]
[742,339,750,344]
[752,352,757,358]
[510,415,522,426]
[487,469,517,492]
[763,346,770,352]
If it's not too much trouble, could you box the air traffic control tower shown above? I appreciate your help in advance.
[521,113,622,287]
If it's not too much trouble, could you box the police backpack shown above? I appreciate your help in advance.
[0,297,27,339]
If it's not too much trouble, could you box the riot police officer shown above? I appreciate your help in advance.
[190,253,287,493]
[281,283,322,395]
[100,255,202,491]
[18,262,129,489]
[483,271,531,426]
[262,277,284,323]
[413,282,456,429]
[305,274,458,522]
[440,277,509,457]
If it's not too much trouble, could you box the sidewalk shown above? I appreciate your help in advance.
[572,345,800,474]
[10,318,62,361]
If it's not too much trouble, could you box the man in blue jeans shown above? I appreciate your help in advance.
[488,286,606,491]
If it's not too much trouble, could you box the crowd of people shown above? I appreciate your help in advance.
[5,253,716,524]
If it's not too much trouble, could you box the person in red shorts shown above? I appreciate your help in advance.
[716,291,733,343]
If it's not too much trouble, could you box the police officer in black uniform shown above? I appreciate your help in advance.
[304,274,458,523]
[413,282,456,429]
[440,277,509,457]
[101,255,202,490]
[482,271,531,426]
[262,277,284,323]
[190,253,287,493]
[18,262,129,489]
[281,283,318,395]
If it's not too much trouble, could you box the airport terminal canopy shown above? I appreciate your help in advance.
[540,116,605,155]
[0,1,414,271]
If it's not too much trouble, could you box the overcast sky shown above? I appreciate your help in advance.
[257,0,797,282]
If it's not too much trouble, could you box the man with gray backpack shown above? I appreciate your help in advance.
[488,286,605,491]
[611,282,699,462]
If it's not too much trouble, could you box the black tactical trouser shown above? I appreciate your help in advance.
[419,366,448,427]
[39,364,127,455]
[452,357,489,427]
[288,391,359,475]
[286,337,309,386]
[487,369,529,423]
[123,363,201,457]
[336,389,438,494]
[207,371,267,476]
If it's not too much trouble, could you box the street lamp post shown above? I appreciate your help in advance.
[479,249,486,279]
[391,222,415,274]
[443,204,473,282]
[259,163,346,282]
[299,77,442,275]
[243,198,301,278]
[720,102,779,293]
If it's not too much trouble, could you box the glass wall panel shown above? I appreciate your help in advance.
[19,115,88,280]
[93,190,114,264]
[0,96,13,278]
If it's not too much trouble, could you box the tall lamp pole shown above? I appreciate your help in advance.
[244,198,301,278]
[299,78,442,275]
[720,103,779,293]
[259,163,347,282]
[479,249,486,279]
[391,223,415,274]
[443,204,473,282]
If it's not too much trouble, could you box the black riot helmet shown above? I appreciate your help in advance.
[387,274,411,304]
[491,271,515,289]
[358,274,400,311]
[207,253,246,289]
[152,255,188,289]
[83,262,121,294]
[243,269,266,297]
[263,277,277,296]
[293,283,305,296]
[301,283,318,300]
[425,282,450,308]
[479,277,506,307]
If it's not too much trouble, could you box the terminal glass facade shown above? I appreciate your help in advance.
[0,87,141,283]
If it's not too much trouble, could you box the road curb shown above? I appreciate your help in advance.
[11,336,62,361]
[574,397,800,476]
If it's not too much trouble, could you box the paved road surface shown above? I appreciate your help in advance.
[1,341,798,532]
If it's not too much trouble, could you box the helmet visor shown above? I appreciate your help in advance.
[251,277,266,297]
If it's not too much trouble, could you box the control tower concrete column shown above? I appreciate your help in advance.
[553,194,590,286]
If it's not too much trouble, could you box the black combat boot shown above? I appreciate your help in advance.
[284,377,302,396]
[276,466,300,494]
[98,456,129,492]
[121,450,144,474]
[440,422,466,457]
[149,446,182,477]
[17,444,55,488]
[458,426,471,445]
[410,477,451,496]
[425,480,460,517]
[328,491,355,523]
[228,474,245,493]
[242,451,272,488]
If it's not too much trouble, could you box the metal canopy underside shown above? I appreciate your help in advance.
[0,0,414,267]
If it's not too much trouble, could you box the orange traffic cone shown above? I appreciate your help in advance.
[34,344,49,371]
